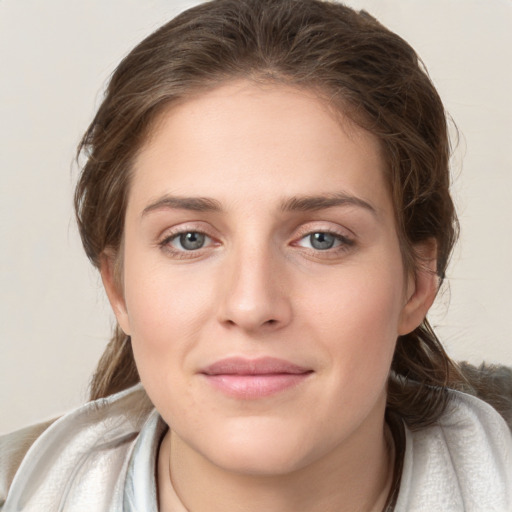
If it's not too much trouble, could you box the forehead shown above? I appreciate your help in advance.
[129,80,390,216]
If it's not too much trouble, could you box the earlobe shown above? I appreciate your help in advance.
[99,251,132,335]
[398,241,439,335]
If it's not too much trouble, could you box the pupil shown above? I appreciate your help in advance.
[180,232,205,250]
[310,232,335,250]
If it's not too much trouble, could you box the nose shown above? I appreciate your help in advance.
[217,243,292,333]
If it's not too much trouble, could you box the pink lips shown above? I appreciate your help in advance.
[200,357,312,399]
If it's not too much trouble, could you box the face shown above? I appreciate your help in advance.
[103,80,434,476]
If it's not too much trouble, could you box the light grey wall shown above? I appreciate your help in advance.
[1,0,511,434]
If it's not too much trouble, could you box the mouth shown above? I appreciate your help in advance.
[200,357,313,399]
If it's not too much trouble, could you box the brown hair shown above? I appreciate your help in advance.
[76,0,465,428]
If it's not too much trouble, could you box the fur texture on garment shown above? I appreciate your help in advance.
[459,362,512,429]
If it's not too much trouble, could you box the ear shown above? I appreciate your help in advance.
[398,240,439,336]
[99,250,132,335]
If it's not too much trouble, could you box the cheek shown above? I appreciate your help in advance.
[121,254,216,384]
[297,261,405,389]
[123,267,223,443]
[300,262,404,337]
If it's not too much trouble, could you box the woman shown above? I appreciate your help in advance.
[1,0,511,510]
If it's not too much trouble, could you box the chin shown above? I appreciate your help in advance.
[192,418,322,476]
[212,445,310,477]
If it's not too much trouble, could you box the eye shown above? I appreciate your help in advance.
[165,231,212,251]
[296,231,353,251]
[307,232,337,250]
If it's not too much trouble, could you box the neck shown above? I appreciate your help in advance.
[158,409,395,512]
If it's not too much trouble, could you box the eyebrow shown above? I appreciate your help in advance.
[142,196,223,216]
[280,192,377,216]
[141,192,376,217]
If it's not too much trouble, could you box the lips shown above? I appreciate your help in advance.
[200,357,313,399]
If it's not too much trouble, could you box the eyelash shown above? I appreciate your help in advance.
[158,229,217,259]
[157,227,355,259]
[294,231,354,252]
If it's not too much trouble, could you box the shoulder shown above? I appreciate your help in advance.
[0,419,56,508]
[0,385,154,511]
[395,389,512,512]
[458,361,512,429]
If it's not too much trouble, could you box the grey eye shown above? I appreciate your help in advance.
[309,232,336,250]
[178,232,206,250]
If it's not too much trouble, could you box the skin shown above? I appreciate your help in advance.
[101,80,437,512]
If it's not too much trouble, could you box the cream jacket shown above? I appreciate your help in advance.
[1,385,511,511]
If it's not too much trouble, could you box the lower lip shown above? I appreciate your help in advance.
[203,373,311,399]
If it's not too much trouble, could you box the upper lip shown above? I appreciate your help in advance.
[201,357,312,376]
